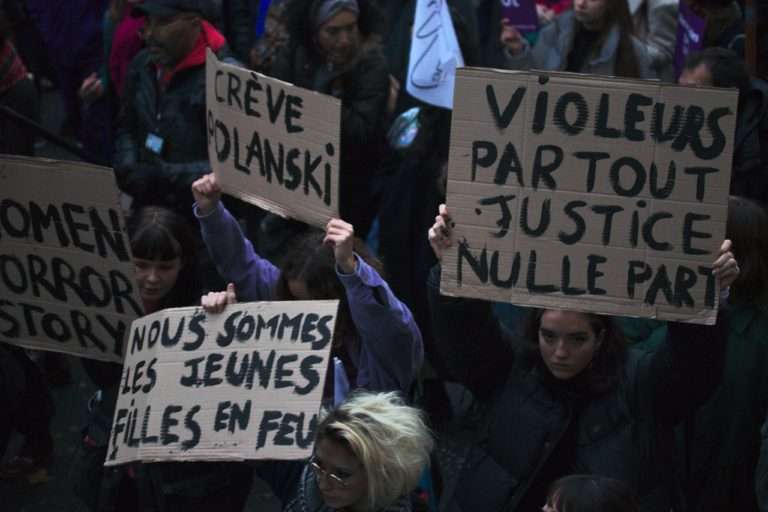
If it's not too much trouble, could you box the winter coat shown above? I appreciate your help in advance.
[195,202,424,398]
[502,10,657,79]
[270,32,389,237]
[628,0,677,81]
[621,303,768,512]
[255,460,412,512]
[731,79,768,207]
[113,23,235,218]
[427,265,728,512]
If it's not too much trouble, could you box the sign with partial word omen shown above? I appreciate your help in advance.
[0,156,142,361]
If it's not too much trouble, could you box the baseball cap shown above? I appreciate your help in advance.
[132,0,216,20]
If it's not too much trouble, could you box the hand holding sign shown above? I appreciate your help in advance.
[712,240,739,291]
[428,204,455,263]
[201,282,237,314]
[191,173,222,216]
[325,219,357,274]
[500,19,525,55]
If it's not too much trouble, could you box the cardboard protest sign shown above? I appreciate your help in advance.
[206,50,340,229]
[105,300,338,465]
[406,0,465,109]
[0,156,142,361]
[442,68,737,324]
[674,2,707,79]
[500,0,538,33]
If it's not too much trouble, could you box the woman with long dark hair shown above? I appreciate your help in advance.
[426,204,737,511]
[192,173,423,402]
[499,0,655,79]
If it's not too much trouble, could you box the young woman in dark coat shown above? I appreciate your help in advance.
[426,205,738,512]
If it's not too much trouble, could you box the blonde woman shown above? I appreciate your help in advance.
[254,392,433,512]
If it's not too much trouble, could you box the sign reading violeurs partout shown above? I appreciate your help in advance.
[205,49,340,228]
[105,300,338,465]
[442,68,737,324]
[0,156,142,361]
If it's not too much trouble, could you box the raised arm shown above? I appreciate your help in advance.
[426,205,515,400]
[192,174,279,301]
[325,219,423,394]
[642,240,739,425]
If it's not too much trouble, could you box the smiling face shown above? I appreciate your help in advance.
[538,310,603,380]
[134,257,183,311]
[312,438,369,512]
[315,9,360,67]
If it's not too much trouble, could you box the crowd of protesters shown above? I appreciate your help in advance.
[1,0,768,511]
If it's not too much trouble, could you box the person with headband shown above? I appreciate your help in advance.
[266,0,389,240]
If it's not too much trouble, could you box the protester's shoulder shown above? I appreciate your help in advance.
[354,39,389,76]
[538,10,574,45]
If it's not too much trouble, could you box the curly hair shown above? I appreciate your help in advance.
[315,391,433,511]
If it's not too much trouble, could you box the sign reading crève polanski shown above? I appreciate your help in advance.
[105,300,338,465]
[442,68,737,324]
[206,50,340,229]
[0,156,142,361]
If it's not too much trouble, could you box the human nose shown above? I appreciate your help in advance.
[146,267,160,283]
[316,469,332,491]
[574,0,586,9]
[553,340,570,359]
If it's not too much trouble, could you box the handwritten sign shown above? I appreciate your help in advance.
[674,2,707,79]
[105,300,338,465]
[442,68,737,324]
[501,0,538,33]
[206,50,340,229]
[0,156,142,361]
[406,0,465,109]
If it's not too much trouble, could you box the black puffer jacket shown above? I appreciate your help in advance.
[427,266,728,512]
[269,0,389,237]
[113,43,235,218]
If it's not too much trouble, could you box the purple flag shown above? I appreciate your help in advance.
[501,0,539,33]
[674,2,707,79]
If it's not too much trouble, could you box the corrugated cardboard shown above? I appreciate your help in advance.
[0,156,141,361]
[105,300,338,465]
[442,68,737,324]
[206,50,340,228]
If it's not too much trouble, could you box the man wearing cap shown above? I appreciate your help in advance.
[114,0,235,219]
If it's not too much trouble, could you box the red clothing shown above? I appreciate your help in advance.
[109,11,145,98]
[537,0,572,14]
[0,41,28,96]
[157,20,225,89]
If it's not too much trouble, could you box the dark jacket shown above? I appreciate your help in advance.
[731,79,768,206]
[427,266,728,512]
[621,302,768,512]
[215,0,254,63]
[255,461,413,512]
[113,39,234,218]
[269,0,389,236]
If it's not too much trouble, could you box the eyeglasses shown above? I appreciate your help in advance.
[309,457,350,488]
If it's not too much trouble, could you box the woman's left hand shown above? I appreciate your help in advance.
[325,218,357,274]
[712,239,739,291]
